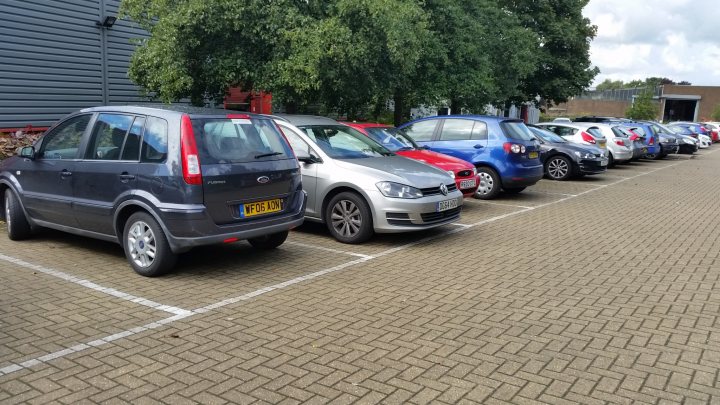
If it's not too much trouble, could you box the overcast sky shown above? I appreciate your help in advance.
[584,0,720,87]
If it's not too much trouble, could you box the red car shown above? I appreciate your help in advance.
[343,122,480,197]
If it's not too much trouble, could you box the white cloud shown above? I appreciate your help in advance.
[584,0,720,86]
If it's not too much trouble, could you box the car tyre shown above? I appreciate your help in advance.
[4,189,33,240]
[123,212,177,277]
[325,192,373,244]
[546,156,573,181]
[474,167,501,199]
[607,152,615,167]
[248,230,289,249]
[503,187,526,194]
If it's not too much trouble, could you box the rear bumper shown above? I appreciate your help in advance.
[161,191,307,252]
[500,164,544,188]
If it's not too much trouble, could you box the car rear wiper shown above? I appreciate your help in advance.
[255,152,283,159]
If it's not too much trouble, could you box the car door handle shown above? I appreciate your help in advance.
[119,173,136,181]
[473,144,484,149]
[60,170,72,177]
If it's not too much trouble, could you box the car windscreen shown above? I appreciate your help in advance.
[586,127,604,139]
[627,126,646,136]
[192,117,293,164]
[669,126,692,135]
[611,127,632,138]
[529,127,566,143]
[299,125,392,159]
[365,127,415,152]
[501,121,536,141]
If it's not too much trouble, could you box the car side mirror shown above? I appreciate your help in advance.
[19,146,36,160]
[296,149,320,164]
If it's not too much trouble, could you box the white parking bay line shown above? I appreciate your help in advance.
[286,241,372,258]
[525,190,578,197]
[468,200,533,209]
[0,254,192,316]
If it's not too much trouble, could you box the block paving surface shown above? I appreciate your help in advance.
[1,150,720,403]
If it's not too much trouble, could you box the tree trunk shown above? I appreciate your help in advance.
[393,91,405,127]
[450,99,461,115]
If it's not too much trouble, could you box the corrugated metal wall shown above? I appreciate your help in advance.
[0,0,149,129]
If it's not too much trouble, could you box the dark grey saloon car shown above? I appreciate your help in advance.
[0,105,307,276]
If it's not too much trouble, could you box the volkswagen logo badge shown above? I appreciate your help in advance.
[439,183,448,196]
[257,176,270,184]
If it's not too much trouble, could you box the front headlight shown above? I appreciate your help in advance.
[684,138,695,144]
[446,170,456,178]
[376,182,424,199]
[573,151,594,159]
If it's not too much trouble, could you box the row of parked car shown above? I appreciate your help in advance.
[0,106,711,276]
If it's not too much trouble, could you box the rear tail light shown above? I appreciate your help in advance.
[581,131,596,144]
[503,142,526,154]
[615,139,625,146]
[180,115,202,185]
[649,137,655,145]
[629,134,639,141]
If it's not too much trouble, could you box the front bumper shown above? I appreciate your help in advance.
[678,143,698,154]
[660,142,679,155]
[161,190,307,253]
[577,158,607,175]
[370,189,464,232]
[455,174,480,198]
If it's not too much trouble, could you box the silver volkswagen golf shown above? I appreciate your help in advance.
[273,115,463,244]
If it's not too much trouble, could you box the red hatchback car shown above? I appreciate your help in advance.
[344,122,480,197]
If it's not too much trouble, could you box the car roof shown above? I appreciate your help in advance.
[406,114,521,124]
[342,122,392,129]
[274,114,341,126]
[79,104,264,118]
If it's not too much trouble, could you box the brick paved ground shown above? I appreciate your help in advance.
[1,150,719,404]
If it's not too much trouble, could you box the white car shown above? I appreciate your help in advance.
[569,122,634,166]
[698,133,712,148]
[535,122,608,152]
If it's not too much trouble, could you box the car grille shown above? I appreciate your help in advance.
[457,170,474,178]
[420,184,457,196]
[420,207,461,223]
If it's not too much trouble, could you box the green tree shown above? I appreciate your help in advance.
[498,0,599,106]
[596,79,624,91]
[711,104,720,121]
[625,91,659,120]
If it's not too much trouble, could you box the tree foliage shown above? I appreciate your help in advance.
[711,104,720,121]
[121,0,600,124]
[625,91,659,120]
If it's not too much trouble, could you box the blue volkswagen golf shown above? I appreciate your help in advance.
[395,116,544,199]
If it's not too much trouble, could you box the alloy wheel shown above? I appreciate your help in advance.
[548,158,569,179]
[331,200,362,238]
[127,220,157,268]
[477,172,494,195]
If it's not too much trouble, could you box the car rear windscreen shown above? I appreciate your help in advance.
[192,117,293,164]
[501,121,536,141]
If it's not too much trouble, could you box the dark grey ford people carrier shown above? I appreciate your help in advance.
[0,106,307,276]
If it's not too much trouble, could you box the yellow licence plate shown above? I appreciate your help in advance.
[528,151,539,159]
[241,199,282,218]
[598,141,607,148]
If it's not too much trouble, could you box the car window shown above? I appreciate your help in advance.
[501,121,537,141]
[398,120,437,142]
[611,127,630,137]
[471,122,488,140]
[530,127,566,143]
[300,125,390,159]
[587,128,603,138]
[630,126,646,136]
[86,113,135,160]
[279,125,317,157]
[366,127,414,152]
[141,117,169,163]
[121,117,145,161]
[192,117,292,164]
[553,126,577,137]
[40,114,91,160]
[439,119,475,141]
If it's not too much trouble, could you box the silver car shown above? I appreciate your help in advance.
[571,122,634,166]
[273,115,463,244]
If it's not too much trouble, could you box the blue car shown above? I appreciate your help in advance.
[395,115,544,199]
[619,122,662,158]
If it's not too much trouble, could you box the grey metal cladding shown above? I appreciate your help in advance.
[0,0,151,129]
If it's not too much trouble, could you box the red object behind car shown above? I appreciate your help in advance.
[343,122,480,197]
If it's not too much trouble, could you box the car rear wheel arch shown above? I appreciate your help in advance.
[114,202,170,246]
